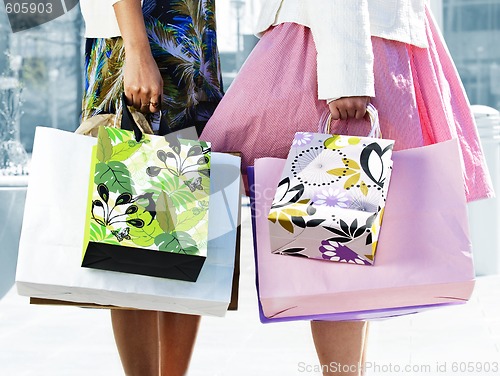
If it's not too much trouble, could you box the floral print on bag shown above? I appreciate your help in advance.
[268,131,394,265]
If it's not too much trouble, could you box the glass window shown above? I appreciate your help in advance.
[461,5,490,31]
[0,7,84,154]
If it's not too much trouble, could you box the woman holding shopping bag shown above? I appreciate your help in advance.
[79,0,224,375]
[201,0,494,375]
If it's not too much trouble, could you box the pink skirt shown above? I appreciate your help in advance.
[201,9,493,202]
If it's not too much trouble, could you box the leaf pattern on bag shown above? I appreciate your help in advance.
[324,135,361,150]
[290,215,306,229]
[97,128,113,163]
[147,139,210,179]
[89,126,210,256]
[326,158,362,189]
[360,143,393,188]
[269,201,326,233]
[155,232,199,255]
[128,216,163,247]
[269,176,326,233]
[343,173,361,189]
[268,211,295,233]
[366,208,385,249]
[156,191,177,233]
[175,202,209,232]
[90,180,167,247]
[360,181,369,196]
[89,222,120,244]
[324,218,368,243]
[105,127,126,143]
[271,177,306,209]
[91,183,140,229]
[94,161,135,195]
[272,247,309,258]
[149,173,197,210]
[327,168,357,177]
[306,219,325,227]
[110,140,143,162]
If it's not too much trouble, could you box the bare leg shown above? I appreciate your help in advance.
[111,309,160,376]
[158,312,201,376]
[360,323,370,376]
[310,321,368,376]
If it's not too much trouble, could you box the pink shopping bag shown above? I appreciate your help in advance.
[252,139,474,320]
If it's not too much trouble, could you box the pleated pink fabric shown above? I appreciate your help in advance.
[200,9,493,202]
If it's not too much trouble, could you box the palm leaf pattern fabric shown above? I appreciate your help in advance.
[81,0,223,133]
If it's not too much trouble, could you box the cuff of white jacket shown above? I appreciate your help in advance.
[316,51,375,100]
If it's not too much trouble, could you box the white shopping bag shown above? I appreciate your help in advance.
[16,127,241,317]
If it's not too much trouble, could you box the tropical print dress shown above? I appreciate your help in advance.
[81,0,224,135]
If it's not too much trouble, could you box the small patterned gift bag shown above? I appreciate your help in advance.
[268,105,394,265]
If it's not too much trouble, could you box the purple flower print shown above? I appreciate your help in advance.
[312,187,349,208]
[292,132,313,147]
[319,240,370,265]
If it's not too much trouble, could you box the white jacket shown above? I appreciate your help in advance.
[255,0,429,100]
[80,0,125,38]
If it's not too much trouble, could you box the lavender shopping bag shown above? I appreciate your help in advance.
[250,139,474,322]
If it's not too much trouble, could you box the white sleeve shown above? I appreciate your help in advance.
[305,0,375,100]
[80,0,123,38]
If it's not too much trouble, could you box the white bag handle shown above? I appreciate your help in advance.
[322,103,382,138]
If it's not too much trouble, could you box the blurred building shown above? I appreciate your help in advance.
[0,9,9,72]
[216,0,259,86]
[0,5,84,152]
[442,0,500,109]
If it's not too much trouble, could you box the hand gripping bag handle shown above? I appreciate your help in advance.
[321,103,382,138]
[119,93,145,143]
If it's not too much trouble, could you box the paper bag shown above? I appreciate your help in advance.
[16,127,241,316]
[251,139,474,321]
[268,105,394,264]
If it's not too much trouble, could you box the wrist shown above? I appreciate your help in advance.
[123,37,151,54]
[326,97,340,104]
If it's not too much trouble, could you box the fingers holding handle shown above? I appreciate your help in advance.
[124,85,163,114]
[122,52,163,114]
[328,96,371,121]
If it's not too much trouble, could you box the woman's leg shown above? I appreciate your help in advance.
[310,321,368,376]
[111,309,160,376]
[360,323,370,376]
[158,312,201,376]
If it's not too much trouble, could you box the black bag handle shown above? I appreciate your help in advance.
[120,93,144,142]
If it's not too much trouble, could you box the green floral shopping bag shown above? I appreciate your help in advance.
[81,110,211,282]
